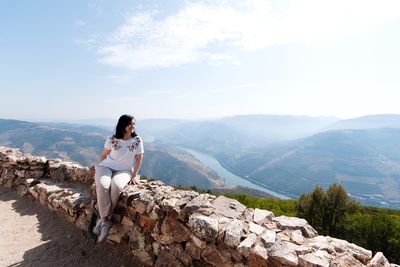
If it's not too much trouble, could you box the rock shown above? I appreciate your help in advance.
[186,239,202,260]
[201,244,232,267]
[28,185,39,199]
[248,222,265,235]
[36,180,65,204]
[247,244,269,267]
[308,236,335,254]
[168,243,192,266]
[48,160,87,182]
[277,230,291,242]
[367,252,390,267]
[22,177,37,187]
[1,168,17,187]
[128,226,155,266]
[213,196,246,219]
[224,219,244,248]
[139,214,156,232]
[253,208,274,224]
[329,237,372,263]
[269,240,299,266]
[155,246,184,267]
[75,212,89,231]
[336,253,365,267]
[160,197,179,211]
[108,224,130,243]
[290,229,304,245]
[161,216,190,243]
[262,220,278,230]
[15,170,25,177]
[171,190,199,207]
[295,245,315,255]
[273,215,318,238]
[159,196,186,221]
[298,251,331,267]
[218,216,234,240]
[190,234,207,249]
[152,185,174,202]
[188,213,219,242]
[243,208,254,222]
[237,233,257,257]
[17,185,28,196]
[121,216,134,226]
[229,247,243,263]
[63,191,91,209]
[184,194,214,213]
[260,229,276,247]
[186,235,207,260]
[127,191,153,215]
[25,170,45,178]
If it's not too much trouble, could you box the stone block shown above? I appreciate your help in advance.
[188,213,219,242]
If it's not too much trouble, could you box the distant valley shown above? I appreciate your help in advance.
[147,114,400,209]
[2,114,400,209]
[218,128,400,209]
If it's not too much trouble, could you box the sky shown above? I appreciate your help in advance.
[1,0,400,122]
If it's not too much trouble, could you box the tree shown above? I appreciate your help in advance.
[295,183,359,235]
[344,213,400,263]
[296,186,327,233]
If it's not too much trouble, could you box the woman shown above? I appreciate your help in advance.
[93,114,144,242]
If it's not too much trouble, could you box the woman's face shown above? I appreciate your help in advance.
[125,120,136,134]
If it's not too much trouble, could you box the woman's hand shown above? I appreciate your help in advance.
[130,174,140,185]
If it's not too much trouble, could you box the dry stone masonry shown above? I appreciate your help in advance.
[0,146,398,267]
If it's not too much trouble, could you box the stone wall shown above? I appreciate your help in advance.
[0,146,397,267]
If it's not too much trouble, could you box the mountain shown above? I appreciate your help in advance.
[0,119,222,188]
[154,121,244,154]
[220,128,400,209]
[142,143,222,188]
[220,114,339,143]
[323,114,400,131]
[152,115,338,153]
[0,119,108,166]
[137,119,187,142]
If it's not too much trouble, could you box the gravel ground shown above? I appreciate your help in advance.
[0,186,142,267]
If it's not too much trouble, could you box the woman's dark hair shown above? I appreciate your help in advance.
[114,114,137,139]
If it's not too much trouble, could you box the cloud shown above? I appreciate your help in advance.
[96,0,400,70]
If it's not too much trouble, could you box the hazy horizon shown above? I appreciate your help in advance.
[3,113,400,124]
[2,1,400,120]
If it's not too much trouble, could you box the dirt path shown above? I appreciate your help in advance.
[0,187,142,267]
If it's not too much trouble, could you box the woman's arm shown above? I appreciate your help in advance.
[96,148,111,166]
[131,153,143,184]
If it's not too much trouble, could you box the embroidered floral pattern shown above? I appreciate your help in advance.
[110,136,121,151]
[128,137,141,152]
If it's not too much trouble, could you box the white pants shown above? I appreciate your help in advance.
[95,166,131,219]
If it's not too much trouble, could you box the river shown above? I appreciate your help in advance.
[177,146,290,199]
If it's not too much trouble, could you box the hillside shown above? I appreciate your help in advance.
[141,143,223,188]
[323,114,400,131]
[0,119,222,188]
[0,119,107,166]
[220,128,400,209]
